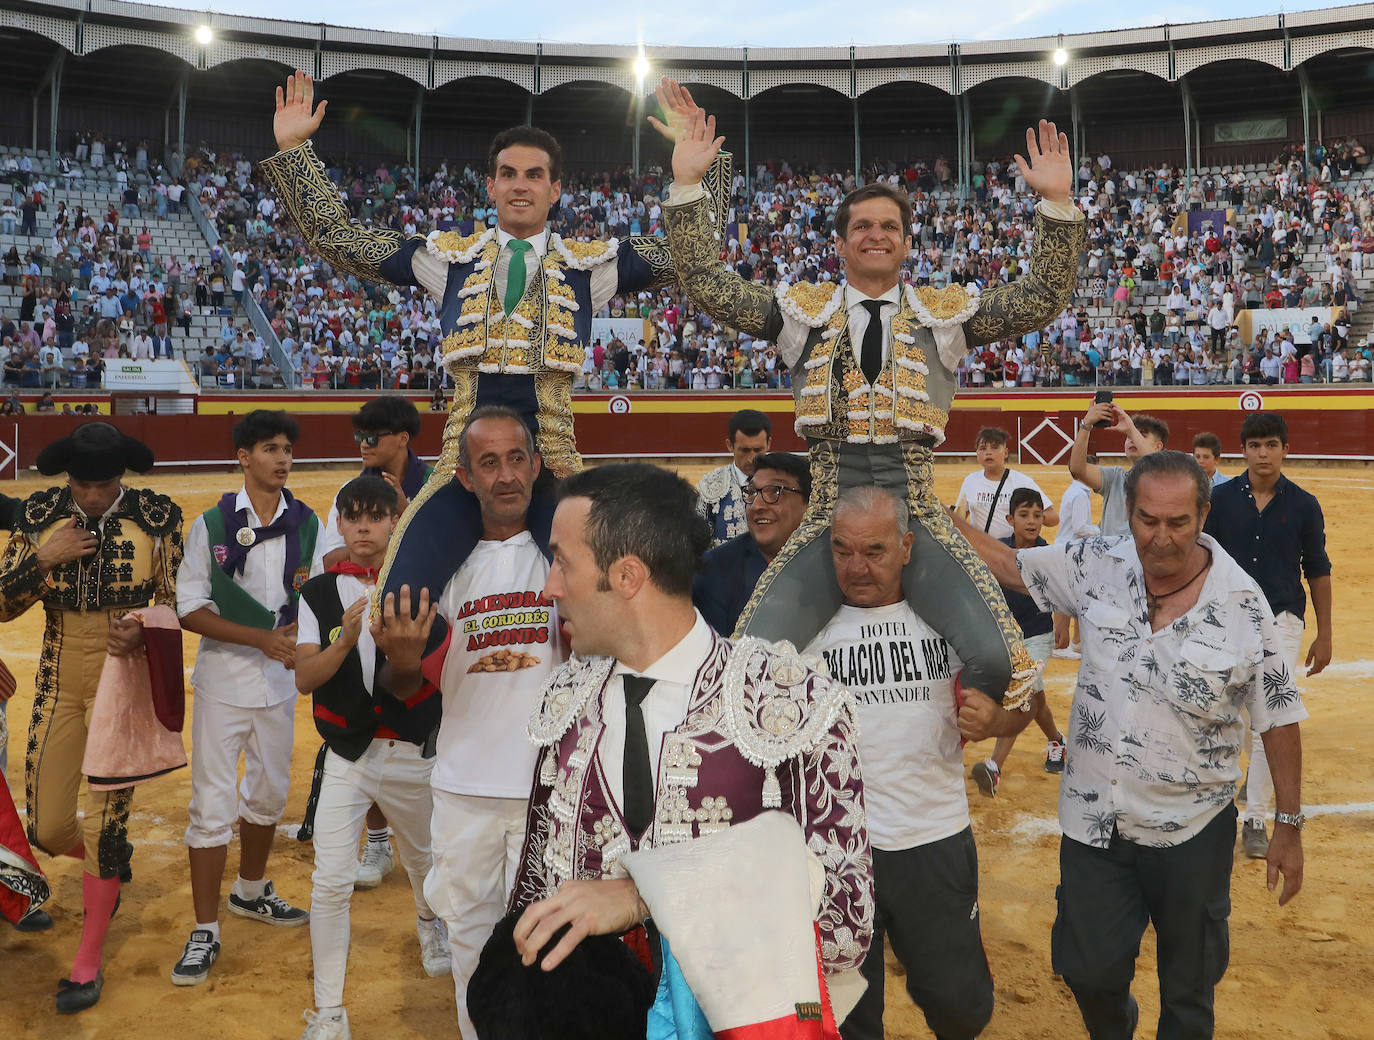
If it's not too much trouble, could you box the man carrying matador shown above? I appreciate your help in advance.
[651,80,1086,709]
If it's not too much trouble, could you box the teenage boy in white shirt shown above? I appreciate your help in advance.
[954,426,1059,540]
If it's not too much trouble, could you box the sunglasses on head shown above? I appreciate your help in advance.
[352,430,396,447]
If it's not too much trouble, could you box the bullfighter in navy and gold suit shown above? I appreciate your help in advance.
[259,71,730,628]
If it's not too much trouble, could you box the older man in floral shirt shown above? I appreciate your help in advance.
[960,450,1305,1040]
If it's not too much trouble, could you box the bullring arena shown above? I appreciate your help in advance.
[3,0,1374,1036]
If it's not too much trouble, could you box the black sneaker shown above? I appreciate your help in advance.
[170,929,220,986]
[227,880,309,927]
[1045,739,1067,774]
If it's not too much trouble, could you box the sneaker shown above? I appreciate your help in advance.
[1045,739,1067,774]
[354,841,395,890]
[417,916,451,977]
[1052,646,1081,660]
[170,929,221,986]
[227,880,309,927]
[299,1008,351,1040]
[971,759,1001,798]
[1242,819,1270,860]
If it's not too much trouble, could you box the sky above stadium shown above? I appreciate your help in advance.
[154,0,1349,48]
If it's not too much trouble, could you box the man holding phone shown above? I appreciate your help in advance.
[1068,397,1169,536]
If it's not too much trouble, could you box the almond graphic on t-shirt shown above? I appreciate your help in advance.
[468,648,540,673]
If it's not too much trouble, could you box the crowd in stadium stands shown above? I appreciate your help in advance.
[3,130,1373,396]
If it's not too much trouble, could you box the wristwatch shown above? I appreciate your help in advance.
[1274,811,1306,831]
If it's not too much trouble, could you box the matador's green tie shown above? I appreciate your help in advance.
[503,239,533,315]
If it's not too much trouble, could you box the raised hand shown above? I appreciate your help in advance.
[1014,119,1073,206]
[273,70,328,153]
[370,584,438,676]
[647,77,724,187]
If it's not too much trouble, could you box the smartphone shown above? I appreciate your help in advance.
[1093,389,1113,427]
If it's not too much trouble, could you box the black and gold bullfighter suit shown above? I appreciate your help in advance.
[664,186,1085,707]
[0,423,182,1009]
[258,143,731,639]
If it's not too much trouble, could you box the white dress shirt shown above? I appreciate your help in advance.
[597,611,714,816]
[406,224,624,315]
[177,487,326,708]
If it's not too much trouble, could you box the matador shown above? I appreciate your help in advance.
[260,71,730,633]
[652,80,1086,707]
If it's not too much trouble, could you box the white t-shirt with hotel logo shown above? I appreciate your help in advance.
[806,601,967,851]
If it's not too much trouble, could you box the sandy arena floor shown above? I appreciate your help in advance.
[1,459,1370,1040]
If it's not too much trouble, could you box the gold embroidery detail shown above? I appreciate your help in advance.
[258,141,404,283]
[965,207,1085,348]
[914,284,976,321]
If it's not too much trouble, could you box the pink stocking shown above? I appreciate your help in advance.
[70,872,120,983]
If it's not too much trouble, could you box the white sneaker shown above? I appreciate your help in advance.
[299,1008,350,1040]
[417,916,451,978]
[1052,646,1081,660]
[354,841,395,890]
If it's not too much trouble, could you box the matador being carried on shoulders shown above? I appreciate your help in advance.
[258,71,731,620]
[650,79,1086,708]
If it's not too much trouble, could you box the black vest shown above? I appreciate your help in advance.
[299,573,440,761]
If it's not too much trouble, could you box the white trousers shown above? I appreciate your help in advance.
[1246,611,1305,823]
[310,740,436,1010]
[425,790,528,1039]
[185,696,295,848]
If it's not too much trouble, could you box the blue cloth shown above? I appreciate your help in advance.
[647,936,714,1040]
[692,533,766,636]
[997,535,1054,638]
[1203,471,1330,619]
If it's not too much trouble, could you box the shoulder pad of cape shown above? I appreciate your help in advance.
[425,227,496,265]
[696,465,737,506]
[721,637,855,767]
[905,283,980,328]
[550,234,620,270]
[15,487,68,532]
[124,487,183,537]
[776,280,843,328]
[527,655,615,748]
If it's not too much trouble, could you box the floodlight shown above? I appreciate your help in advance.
[1052,48,1068,66]
[195,25,213,46]
[633,56,650,81]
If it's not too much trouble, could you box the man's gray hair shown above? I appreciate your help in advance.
[834,485,908,539]
[1123,450,1211,515]
[457,404,536,470]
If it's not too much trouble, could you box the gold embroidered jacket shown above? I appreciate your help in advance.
[0,486,182,621]
[663,192,1085,444]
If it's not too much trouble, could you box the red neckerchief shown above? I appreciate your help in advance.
[327,560,380,582]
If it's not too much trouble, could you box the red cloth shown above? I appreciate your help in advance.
[0,780,48,924]
[328,561,380,581]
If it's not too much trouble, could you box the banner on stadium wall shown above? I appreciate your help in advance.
[102,360,199,393]
[1214,118,1288,143]
[1187,209,1230,236]
[591,317,650,350]
[1235,307,1339,346]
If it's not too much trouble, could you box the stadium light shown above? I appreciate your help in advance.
[1052,47,1068,66]
[633,55,650,82]
[195,25,213,46]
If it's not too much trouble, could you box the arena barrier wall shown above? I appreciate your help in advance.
[3,386,1372,478]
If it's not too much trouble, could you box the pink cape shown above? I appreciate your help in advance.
[82,604,188,791]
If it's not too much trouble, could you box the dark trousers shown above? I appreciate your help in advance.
[1052,805,1236,1040]
[841,828,993,1040]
